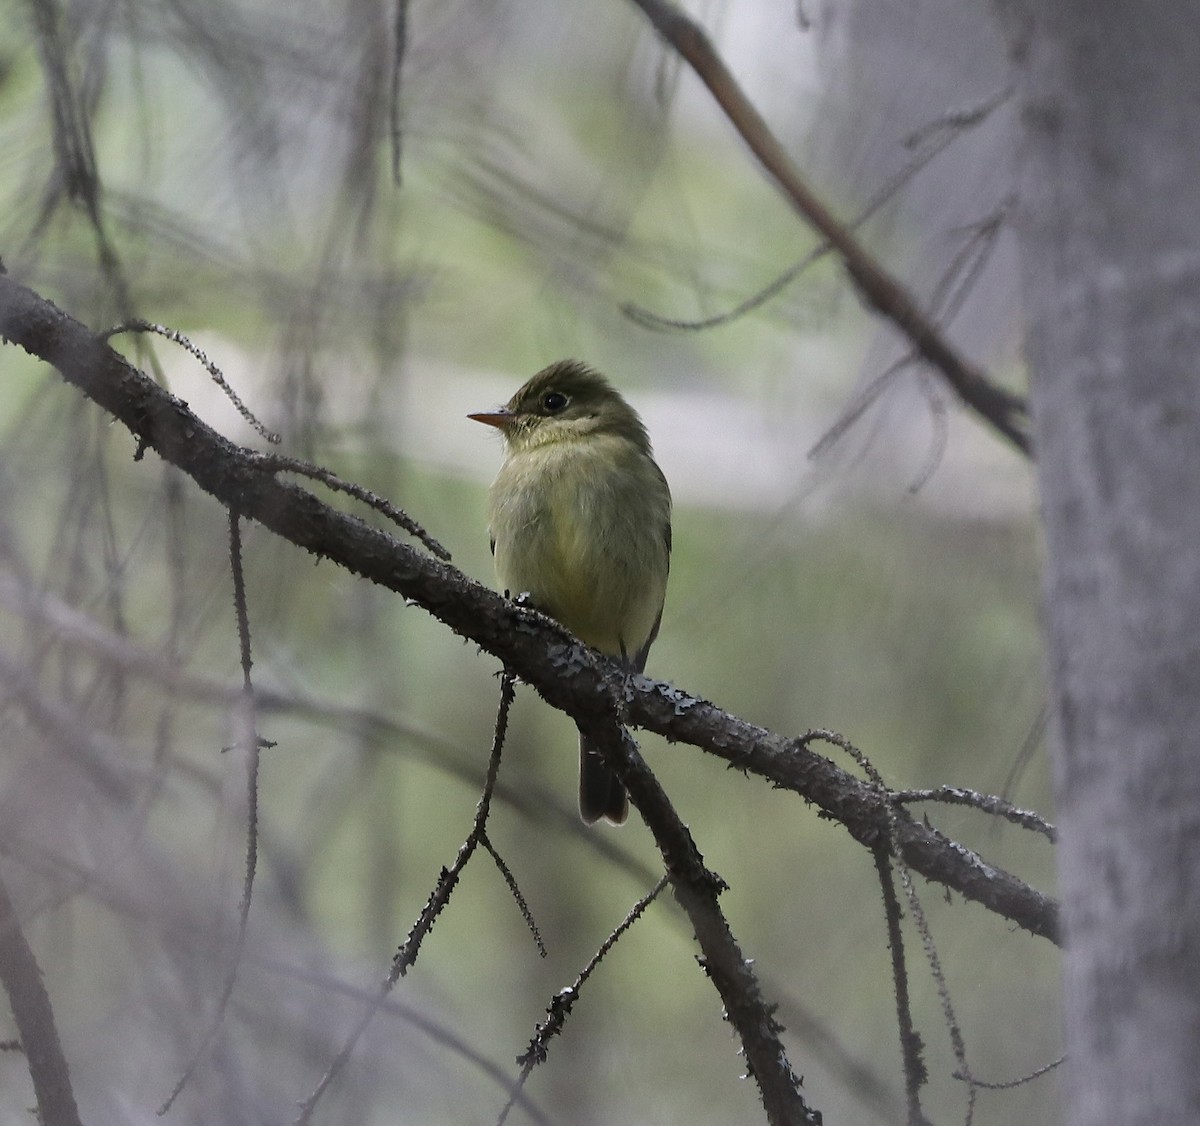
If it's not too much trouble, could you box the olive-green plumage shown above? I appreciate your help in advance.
[470,360,671,823]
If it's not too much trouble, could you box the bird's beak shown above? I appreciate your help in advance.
[467,408,514,431]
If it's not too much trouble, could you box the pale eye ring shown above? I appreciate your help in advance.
[541,391,569,413]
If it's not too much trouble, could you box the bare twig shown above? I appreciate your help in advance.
[624,90,1002,334]
[158,511,267,1115]
[579,721,822,1125]
[294,669,517,1125]
[496,874,670,1125]
[480,832,547,958]
[902,87,1015,149]
[103,320,281,445]
[906,371,950,494]
[1001,706,1048,804]
[251,452,450,560]
[891,787,1056,841]
[816,732,977,1124]
[873,849,930,1126]
[255,953,557,1126]
[954,1055,1065,1091]
[808,353,916,461]
[26,0,135,317]
[809,199,1013,469]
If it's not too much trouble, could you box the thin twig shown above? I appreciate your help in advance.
[26,0,136,318]
[158,511,266,1115]
[810,198,1013,471]
[954,1055,1065,1090]
[811,734,979,1118]
[624,90,996,334]
[873,848,929,1125]
[891,788,1056,841]
[580,720,822,1125]
[480,832,547,958]
[1001,707,1047,804]
[251,452,450,560]
[294,670,517,1125]
[808,353,916,460]
[255,952,557,1126]
[927,200,1013,327]
[103,320,281,445]
[496,874,670,1126]
[902,87,1014,149]
[815,731,977,1124]
[906,371,950,494]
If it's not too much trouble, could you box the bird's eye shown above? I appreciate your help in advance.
[541,391,569,414]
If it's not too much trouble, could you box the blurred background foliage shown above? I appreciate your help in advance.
[0,0,1058,1123]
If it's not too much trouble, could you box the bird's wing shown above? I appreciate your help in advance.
[631,603,663,675]
[631,512,670,674]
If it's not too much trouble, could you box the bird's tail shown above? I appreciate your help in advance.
[578,734,629,824]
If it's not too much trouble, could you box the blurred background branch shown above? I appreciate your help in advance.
[626,0,1032,455]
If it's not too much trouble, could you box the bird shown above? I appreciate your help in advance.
[469,360,672,823]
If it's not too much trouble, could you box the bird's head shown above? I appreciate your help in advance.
[468,360,651,455]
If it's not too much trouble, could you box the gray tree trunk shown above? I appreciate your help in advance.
[1014,3,1200,1123]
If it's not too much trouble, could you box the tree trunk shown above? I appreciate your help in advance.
[1014,3,1200,1123]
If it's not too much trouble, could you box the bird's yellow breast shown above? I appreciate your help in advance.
[488,433,670,662]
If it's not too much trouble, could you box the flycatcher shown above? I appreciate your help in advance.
[469,360,672,823]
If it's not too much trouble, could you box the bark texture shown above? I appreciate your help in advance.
[1015,3,1200,1123]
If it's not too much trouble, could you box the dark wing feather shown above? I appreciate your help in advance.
[630,510,671,675]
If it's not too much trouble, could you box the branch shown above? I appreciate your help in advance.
[874,849,929,1126]
[631,712,1058,943]
[0,274,1058,950]
[579,725,819,1123]
[0,275,1058,1122]
[500,874,669,1123]
[624,0,1032,457]
[0,869,84,1126]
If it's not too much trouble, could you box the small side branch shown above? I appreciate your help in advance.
[827,734,976,1124]
[496,874,669,1125]
[874,848,929,1126]
[103,320,281,446]
[252,452,450,560]
[294,670,517,1125]
[158,510,267,1115]
[480,832,547,958]
[891,787,1056,841]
